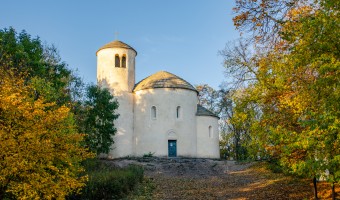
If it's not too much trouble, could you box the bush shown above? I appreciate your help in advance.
[143,152,154,158]
[266,159,284,174]
[67,159,144,200]
[124,177,156,200]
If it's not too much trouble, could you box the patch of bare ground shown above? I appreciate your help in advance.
[108,158,340,200]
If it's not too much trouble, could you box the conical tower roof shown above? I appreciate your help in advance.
[96,40,137,55]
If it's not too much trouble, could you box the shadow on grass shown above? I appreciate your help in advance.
[150,162,339,200]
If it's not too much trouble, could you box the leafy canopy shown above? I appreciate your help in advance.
[225,0,340,184]
[0,27,82,105]
[0,70,94,199]
[80,85,119,155]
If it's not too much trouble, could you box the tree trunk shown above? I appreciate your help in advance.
[313,177,318,200]
[331,182,335,200]
[234,135,240,160]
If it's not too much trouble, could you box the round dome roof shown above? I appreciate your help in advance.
[96,40,137,55]
[133,71,197,93]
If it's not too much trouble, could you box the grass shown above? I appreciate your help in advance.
[124,177,156,200]
[67,158,144,200]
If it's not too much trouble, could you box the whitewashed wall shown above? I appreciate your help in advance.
[196,116,220,158]
[97,48,136,93]
[134,88,198,157]
[97,47,136,158]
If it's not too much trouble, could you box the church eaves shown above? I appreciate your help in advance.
[133,71,198,93]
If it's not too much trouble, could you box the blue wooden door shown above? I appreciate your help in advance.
[168,140,177,157]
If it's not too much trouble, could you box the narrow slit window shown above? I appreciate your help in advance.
[151,106,157,120]
[115,54,120,67]
[122,55,126,68]
[209,126,213,138]
[176,106,181,119]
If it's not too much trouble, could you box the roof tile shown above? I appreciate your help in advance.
[133,71,197,92]
[196,105,219,118]
[97,40,137,55]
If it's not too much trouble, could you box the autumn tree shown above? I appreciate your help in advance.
[225,0,340,198]
[0,70,93,199]
[218,39,262,161]
[233,0,303,45]
[0,27,120,156]
[0,27,121,198]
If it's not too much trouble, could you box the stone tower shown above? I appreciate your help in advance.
[96,40,137,158]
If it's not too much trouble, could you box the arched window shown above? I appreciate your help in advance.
[151,106,157,120]
[122,55,127,68]
[115,54,120,67]
[176,106,181,119]
[209,126,213,138]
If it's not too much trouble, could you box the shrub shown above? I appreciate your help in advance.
[266,159,284,174]
[67,159,144,200]
[143,152,155,158]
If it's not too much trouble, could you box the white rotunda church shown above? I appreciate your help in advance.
[96,40,220,159]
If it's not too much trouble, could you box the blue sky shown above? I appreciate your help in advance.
[1,0,239,89]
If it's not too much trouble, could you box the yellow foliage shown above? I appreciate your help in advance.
[0,70,94,199]
[287,6,313,19]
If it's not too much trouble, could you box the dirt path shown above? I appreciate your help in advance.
[110,157,252,178]
[109,157,335,200]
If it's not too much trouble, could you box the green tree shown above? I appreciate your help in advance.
[80,85,119,155]
[0,27,82,105]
